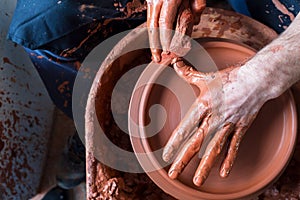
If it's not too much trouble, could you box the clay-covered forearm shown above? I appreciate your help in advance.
[238,13,300,101]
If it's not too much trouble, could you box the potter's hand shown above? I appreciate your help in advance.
[146,0,206,62]
[163,59,269,186]
[163,13,300,187]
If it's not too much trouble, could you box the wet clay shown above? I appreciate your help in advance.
[87,49,175,200]
[147,0,195,61]
[85,7,300,200]
[161,42,261,187]
[129,39,297,199]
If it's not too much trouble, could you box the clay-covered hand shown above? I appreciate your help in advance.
[146,0,206,62]
[163,58,269,186]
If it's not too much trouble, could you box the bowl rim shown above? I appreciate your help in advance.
[128,38,298,200]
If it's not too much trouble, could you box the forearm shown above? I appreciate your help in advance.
[238,13,300,101]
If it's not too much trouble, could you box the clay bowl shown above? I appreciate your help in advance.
[129,38,297,199]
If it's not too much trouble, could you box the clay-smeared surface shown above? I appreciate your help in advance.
[0,57,54,199]
[0,3,56,198]
[87,49,175,199]
[86,7,300,200]
[129,39,297,199]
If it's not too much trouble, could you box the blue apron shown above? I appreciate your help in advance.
[8,0,146,118]
[228,0,300,33]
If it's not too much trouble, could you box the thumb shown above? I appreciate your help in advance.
[172,58,207,84]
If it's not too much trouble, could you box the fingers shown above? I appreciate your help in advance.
[159,0,182,53]
[193,123,234,186]
[147,0,195,62]
[162,100,208,162]
[219,125,247,178]
[147,0,183,61]
[170,2,194,57]
[219,115,257,178]
[168,116,210,179]
[172,58,207,84]
[147,0,163,62]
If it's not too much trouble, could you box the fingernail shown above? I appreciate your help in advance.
[162,152,171,162]
[168,170,179,179]
[162,146,174,162]
[171,57,185,68]
[193,176,204,186]
[220,167,230,178]
[152,54,161,63]
[175,60,185,68]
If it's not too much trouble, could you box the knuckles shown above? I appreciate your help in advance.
[190,0,206,14]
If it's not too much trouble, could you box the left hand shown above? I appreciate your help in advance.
[163,58,269,186]
[146,0,206,62]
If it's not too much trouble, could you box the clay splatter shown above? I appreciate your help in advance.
[79,4,97,12]
[2,57,31,76]
[272,0,295,21]
[57,81,70,94]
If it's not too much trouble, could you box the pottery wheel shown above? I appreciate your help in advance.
[84,7,299,200]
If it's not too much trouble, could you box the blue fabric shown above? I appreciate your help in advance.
[22,15,145,119]
[228,0,300,33]
[7,0,134,49]
[227,0,251,16]
[25,48,78,118]
[246,0,300,33]
[10,0,300,117]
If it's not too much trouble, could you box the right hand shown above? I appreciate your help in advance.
[163,58,270,186]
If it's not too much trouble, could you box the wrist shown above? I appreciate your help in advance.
[237,61,282,103]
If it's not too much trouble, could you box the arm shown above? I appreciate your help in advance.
[239,13,300,100]
[163,13,300,186]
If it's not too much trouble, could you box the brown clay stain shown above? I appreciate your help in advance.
[57,81,70,94]
[2,57,31,76]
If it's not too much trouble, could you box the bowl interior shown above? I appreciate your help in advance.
[129,39,297,199]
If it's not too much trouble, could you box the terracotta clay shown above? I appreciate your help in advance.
[129,39,297,199]
[85,7,300,200]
